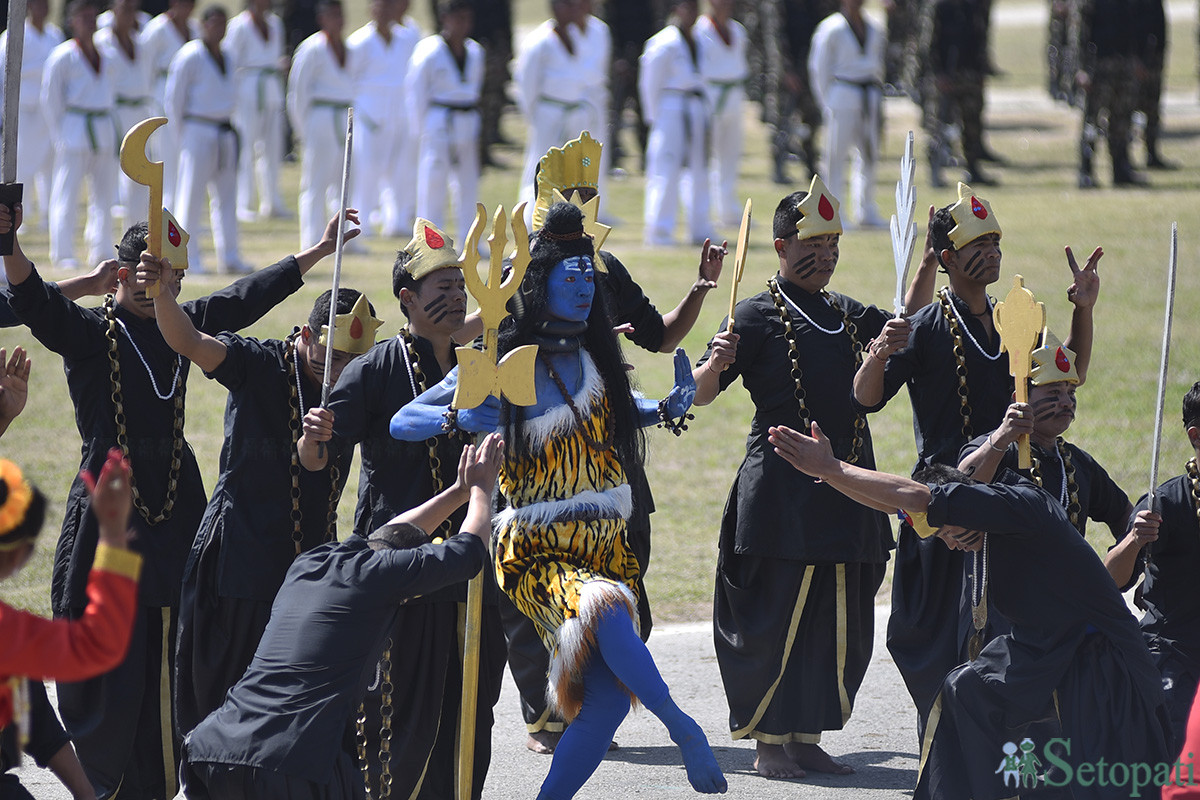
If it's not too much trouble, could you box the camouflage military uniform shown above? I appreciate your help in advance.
[884,0,921,93]
[1047,0,1073,102]
[919,0,992,186]
[470,0,512,165]
[1132,0,1172,167]
[606,0,667,172]
[750,0,833,184]
[1068,0,1143,186]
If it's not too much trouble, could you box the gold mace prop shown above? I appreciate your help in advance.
[451,202,537,800]
[993,275,1045,468]
[725,198,752,335]
[120,117,185,299]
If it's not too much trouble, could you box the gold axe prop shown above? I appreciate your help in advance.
[452,202,537,800]
[993,275,1045,468]
[120,117,188,298]
[725,198,752,335]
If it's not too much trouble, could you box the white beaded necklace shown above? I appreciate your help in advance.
[776,283,844,335]
[114,318,183,400]
[944,290,1002,361]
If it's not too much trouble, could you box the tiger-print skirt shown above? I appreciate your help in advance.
[495,374,642,720]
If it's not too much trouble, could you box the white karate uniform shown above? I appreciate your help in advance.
[808,11,886,226]
[0,21,64,225]
[224,10,288,219]
[694,14,748,228]
[348,20,419,237]
[97,10,151,31]
[287,31,354,250]
[41,39,118,268]
[95,26,153,221]
[139,13,199,208]
[406,34,484,244]
[639,24,710,246]
[513,19,593,224]
[165,39,241,272]
[575,14,612,210]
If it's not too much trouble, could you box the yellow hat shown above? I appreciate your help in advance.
[795,175,842,239]
[161,208,189,270]
[947,183,1001,250]
[900,509,938,539]
[1029,328,1079,386]
[402,219,462,281]
[319,293,383,355]
[533,131,602,228]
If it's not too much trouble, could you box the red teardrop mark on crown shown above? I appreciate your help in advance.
[424,226,444,249]
[971,197,987,220]
[1055,346,1070,372]
[168,221,182,247]
[350,316,364,340]
[818,194,834,221]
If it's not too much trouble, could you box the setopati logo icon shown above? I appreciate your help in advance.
[994,737,1199,798]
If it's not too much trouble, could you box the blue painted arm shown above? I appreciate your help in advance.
[390,367,503,440]
[636,348,696,428]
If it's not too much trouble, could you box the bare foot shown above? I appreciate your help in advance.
[526,730,562,754]
[784,742,855,775]
[754,743,806,779]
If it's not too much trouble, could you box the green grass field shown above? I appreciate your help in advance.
[3,0,1200,621]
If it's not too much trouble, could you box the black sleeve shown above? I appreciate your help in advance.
[1110,491,1151,592]
[327,349,374,450]
[852,313,918,414]
[6,267,107,360]
[182,256,304,336]
[1082,451,1131,541]
[601,252,666,354]
[205,333,273,393]
[695,299,766,394]
[0,289,20,328]
[927,478,1058,536]
[382,533,488,601]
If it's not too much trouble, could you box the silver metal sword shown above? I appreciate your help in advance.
[320,107,354,408]
[1,0,29,255]
[1145,222,1178,578]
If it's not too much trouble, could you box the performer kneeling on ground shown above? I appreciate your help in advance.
[392,203,727,799]
[769,421,1169,800]
[178,436,504,800]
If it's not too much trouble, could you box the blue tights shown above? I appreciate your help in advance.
[536,606,726,800]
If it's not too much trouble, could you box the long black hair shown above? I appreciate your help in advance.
[497,204,645,473]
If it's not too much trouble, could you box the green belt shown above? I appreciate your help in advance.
[66,106,116,152]
[537,95,585,113]
[708,78,745,115]
[311,99,350,141]
[115,96,151,107]
[247,66,281,112]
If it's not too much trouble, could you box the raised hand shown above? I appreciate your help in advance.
[697,238,727,286]
[705,329,739,373]
[0,347,31,428]
[465,432,504,492]
[991,402,1034,449]
[1128,510,1161,548]
[1065,245,1102,309]
[867,317,911,363]
[82,448,134,548]
[135,252,178,293]
[319,208,362,252]
[662,348,697,419]
[0,202,23,235]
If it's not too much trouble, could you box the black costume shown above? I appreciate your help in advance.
[0,681,71,800]
[916,474,1168,800]
[325,333,504,800]
[1113,473,1200,757]
[501,249,670,737]
[174,333,351,738]
[960,434,1129,538]
[180,533,489,800]
[700,280,893,743]
[853,290,1012,736]
[7,259,304,800]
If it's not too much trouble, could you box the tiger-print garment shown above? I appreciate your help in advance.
[494,354,642,718]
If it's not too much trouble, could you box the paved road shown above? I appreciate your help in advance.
[18,607,921,798]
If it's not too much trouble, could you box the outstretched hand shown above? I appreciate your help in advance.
[697,238,727,286]
[465,433,504,493]
[768,422,838,478]
[318,208,362,252]
[1064,245,1101,309]
[0,347,31,426]
[82,448,134,548]
[662,348,697,419]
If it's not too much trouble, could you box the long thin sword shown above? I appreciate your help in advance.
[1,0,29,255]
[321,108,354,408]
[890,131,918,317]
[1146,223,1178,590]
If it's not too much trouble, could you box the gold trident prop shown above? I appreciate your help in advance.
[120,117,188,299]
[452,202,537,800]
[994,275,1045,468]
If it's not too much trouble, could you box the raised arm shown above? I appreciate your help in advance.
[956,403,1031,482]
[389,369,502,441]
[1105,508,1157,588]
[658,239,724,352]
[0,347,31,439]
[636,348,695,426]
[1063,245,1101,384]
[387,434,503,541]
[138,254,228,374]
[903,206,940,313]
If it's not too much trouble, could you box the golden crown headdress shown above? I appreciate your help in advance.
[403,219,464,281]
[319,293,383,355]
[947,183,1001,250]
[1029,328,1079,386]
[795,174,842,239]
[532,132,610,256]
